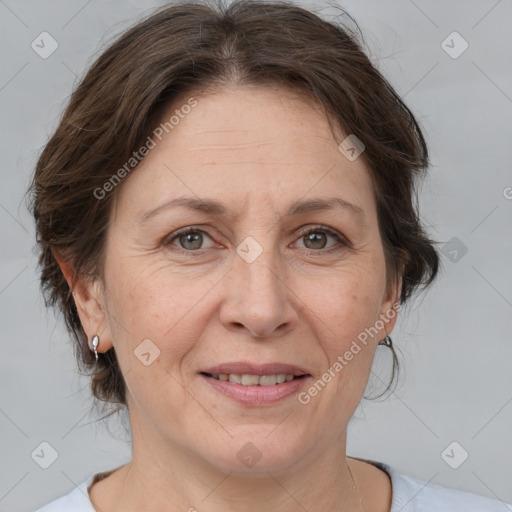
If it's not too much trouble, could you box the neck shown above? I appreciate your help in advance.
[98,421,365,512]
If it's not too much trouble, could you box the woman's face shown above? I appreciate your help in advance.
[89,84,400,474]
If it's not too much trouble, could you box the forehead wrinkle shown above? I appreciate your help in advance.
[181,141,275,150]
[137,195,367,229]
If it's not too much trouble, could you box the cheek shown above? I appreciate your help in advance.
[304,285,381,413]
[323,293,380,375]
[308,267,384,340]
[298,260,386,399]
[104,256,217,362]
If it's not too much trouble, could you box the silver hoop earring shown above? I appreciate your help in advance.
[378,334,392,347]
[91,334,100,362]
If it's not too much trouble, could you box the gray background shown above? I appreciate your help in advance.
[1,0,511,510]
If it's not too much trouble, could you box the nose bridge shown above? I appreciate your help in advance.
[235,238,284,307]
[220,235,297,338]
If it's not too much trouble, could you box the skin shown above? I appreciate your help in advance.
[61,84,401,511]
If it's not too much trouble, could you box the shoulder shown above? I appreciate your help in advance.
[378,462,510,512]
[34,475,95,512]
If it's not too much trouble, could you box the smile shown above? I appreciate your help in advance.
[199,372,311,405]
[202,372,304,386]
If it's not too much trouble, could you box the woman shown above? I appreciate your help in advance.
[29,1,507,510]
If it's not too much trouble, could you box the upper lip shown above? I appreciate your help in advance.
[200,362,310,376]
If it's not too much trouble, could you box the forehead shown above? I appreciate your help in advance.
[113,84,376,222]
[174,84,340,157]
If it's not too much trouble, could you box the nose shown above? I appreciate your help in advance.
[219,247,299,340]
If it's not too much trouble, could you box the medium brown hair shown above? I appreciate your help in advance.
[28,0,440,413]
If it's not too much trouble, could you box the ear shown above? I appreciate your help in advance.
[53,249,113,354]
[377,270,403,339]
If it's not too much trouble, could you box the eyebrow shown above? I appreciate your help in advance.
[139,196,366,224]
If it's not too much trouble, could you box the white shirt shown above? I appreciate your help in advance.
[35,461,510,511]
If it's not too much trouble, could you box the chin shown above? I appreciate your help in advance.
[197,429,310,475]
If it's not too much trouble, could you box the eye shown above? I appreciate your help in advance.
[165,225,349,254]
[166,227,216,251]
[294,225,348,252]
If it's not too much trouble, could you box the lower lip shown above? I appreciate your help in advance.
[200,374,310,405]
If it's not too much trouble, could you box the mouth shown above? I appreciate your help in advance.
[198,362,312,405]
[200,372,307,386]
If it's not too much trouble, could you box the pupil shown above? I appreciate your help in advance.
[181,232,202,250]
[306,232,326,249]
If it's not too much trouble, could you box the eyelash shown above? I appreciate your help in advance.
[165,225,350,255]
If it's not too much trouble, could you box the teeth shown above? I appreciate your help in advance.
[259,375,277,386]
[241,374,260,385]
[210,373,299,385]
